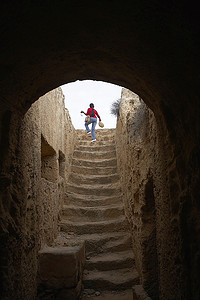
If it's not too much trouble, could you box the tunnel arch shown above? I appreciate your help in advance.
[1,1,198,127]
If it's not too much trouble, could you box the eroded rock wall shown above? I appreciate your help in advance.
[116,88,185,300]
[0,88,76,299]
[116,89,159,298]
[21,88,76,246]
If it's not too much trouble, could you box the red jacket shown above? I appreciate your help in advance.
[86,107,100,119]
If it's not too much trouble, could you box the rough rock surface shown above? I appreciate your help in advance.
[116,88,186,299]
[116,89,158,298]
[0,88,76,299]
[38,243,85,299]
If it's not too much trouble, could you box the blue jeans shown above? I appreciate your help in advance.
[85,117,97,140]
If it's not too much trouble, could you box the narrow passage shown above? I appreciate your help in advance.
[60,129,139,299]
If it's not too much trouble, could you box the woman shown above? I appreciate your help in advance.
[81,103,101,142]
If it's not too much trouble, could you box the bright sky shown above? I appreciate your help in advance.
[61,80,122,129]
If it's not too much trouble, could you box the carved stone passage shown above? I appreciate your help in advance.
[55,129,139,299]
[0,2,199,298]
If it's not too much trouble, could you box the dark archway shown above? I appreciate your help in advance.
[0,1,199,299]
[1,2,199,115]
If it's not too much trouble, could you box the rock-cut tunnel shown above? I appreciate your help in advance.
[0,1,199,299]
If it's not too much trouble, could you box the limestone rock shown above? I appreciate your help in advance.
[38,242,85,290]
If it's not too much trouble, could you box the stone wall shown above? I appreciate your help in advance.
[22,88,76,247]
[0,88,76,299]
[116,89,159,298]
[115,88,185,300]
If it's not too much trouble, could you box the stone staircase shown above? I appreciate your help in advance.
[60,129,139,295]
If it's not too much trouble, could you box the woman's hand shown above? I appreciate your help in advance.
[80,110,84,114]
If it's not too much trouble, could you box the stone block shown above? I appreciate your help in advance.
[38,242,85,290]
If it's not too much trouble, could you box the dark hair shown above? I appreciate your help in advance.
[90,103,94,108]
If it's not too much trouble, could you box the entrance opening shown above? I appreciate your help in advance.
[32,81,159,300]
[61,80,122,129]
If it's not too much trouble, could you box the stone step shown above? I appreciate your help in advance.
[71,165,118,176]
[76,232,132,256]
[77,130,115,139]
[77,139,115,146]
[56,232,132,257]
[69,173,119,185]
[77,134,115,142]
[76,129,115,136]
[66,182,121,196]
[101,235,132,254]
[85,251,135,271]
[72,157,117,168]
[77,144,115,152]
[73,150,116,160]
[83,268,139,290]
[76,129,116,139]
[85,235,132,257]
[62,204,124,222]
[60,217,128,235]
[64,192,122,207]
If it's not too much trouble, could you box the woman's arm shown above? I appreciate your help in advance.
[80,110,86,115]
[95,110,101,121]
